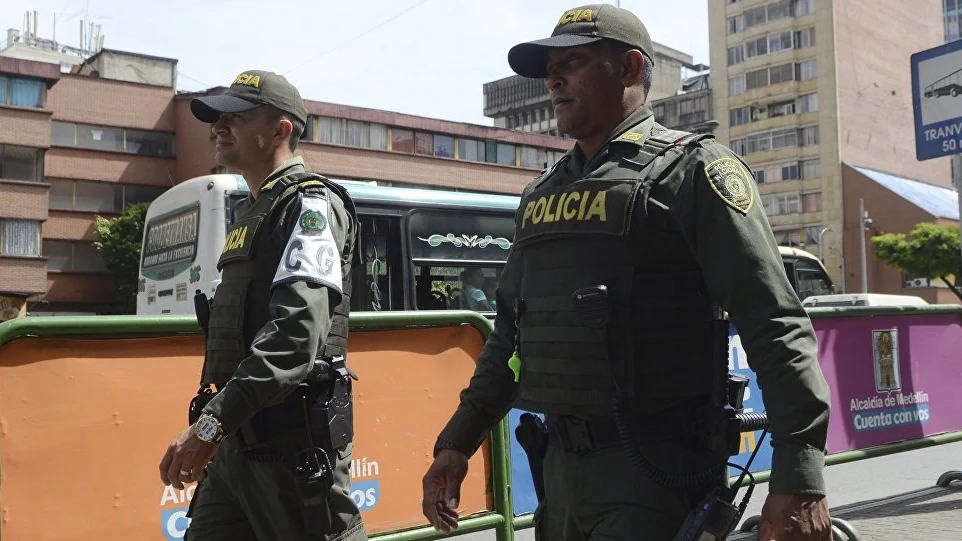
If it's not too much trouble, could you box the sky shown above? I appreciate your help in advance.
[1,0,711,127]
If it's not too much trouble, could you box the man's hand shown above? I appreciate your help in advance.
[757,493,832,540]
[421,449,469,533]
[158,424,220,489]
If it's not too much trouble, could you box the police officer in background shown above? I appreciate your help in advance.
[422,5,832,540]
[158,70,367,541]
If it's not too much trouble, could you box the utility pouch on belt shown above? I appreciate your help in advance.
[292,388,335,533]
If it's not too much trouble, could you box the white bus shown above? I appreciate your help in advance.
[137,175,836,316]
[136,174,250,316]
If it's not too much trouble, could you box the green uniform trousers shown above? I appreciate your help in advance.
[535,438,723,541]
[184,435,367,541]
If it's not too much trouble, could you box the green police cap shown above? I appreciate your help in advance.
[507,4,655,79]
[190,70,308,126]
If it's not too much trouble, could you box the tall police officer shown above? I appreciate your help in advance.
[422,5,833,540]
[158,70,368,541]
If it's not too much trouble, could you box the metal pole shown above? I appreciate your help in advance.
[954,155,962,272]
[818,227,831,262]
[860,198,868,293]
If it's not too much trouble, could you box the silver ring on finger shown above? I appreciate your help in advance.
[179,468,191,477]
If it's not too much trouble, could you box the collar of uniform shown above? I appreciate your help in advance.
[566,103,655,177]
[608,103,656,147]
[257,155,306,195]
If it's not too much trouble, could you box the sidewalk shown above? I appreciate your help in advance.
[730,483,962,541]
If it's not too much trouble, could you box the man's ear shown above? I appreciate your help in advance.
[275,117,293,145]
[622,49,646,87]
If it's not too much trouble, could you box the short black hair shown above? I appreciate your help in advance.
[268,106,305,151]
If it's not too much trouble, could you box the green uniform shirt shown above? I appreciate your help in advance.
[202,156,355,434]
[439,104,832,496]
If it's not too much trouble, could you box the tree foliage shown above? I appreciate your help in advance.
[871,222,962,301]
[93,202,150,313]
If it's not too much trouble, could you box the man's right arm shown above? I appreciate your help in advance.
[437,246,523,457]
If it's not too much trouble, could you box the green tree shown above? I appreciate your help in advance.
[871,222,962,302]
[93,202,150,313]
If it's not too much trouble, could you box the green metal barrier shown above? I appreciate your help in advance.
[0,311,513,541]
[4,305,960,541]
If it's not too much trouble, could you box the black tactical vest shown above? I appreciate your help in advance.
[203,172,358,389]
[512,126,719,421]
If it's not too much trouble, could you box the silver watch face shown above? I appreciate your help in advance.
[196,415,220,441]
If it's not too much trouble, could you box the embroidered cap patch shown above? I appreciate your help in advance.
[705,157,754,214]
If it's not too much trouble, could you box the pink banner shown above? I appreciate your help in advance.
[812,309,962,454]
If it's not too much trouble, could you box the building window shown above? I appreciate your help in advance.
[802,192,822,213]
[727,14,745,35]
[414,132,434,156]
[769,63,796,85]
[50,121,174,157]
[769,31,794,54]
[794,28,816,49]
[520,147,542,169]
[793,0,815,16]
[797,60,818,81]
[727,46,745,66]
[391,128,414,153]
[0,76,45,108]
[48,179,165,213]
[769,101,796,117]
[729,75,747,96]
[370,123,388,150]
[42,240,109,273]
[495,143,516,166]
[762,193,802,216]
[801,158,820,179]
[782,164,800,180]
[771,128,798,150]
[798,93,819,113]
[744,5,768,28]
[433,134,454,158]
[457,138,485,161]
[745,36,769,59]
[0,144,44,182]
[1,219,41,257]
[730,107,751,126]
[746,68,768,90]
[801,125,820,146]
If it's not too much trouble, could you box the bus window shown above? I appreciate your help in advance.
[352,215,404,312]
[407,209,514,314]
[414,264,503,312]
[795,260,834,301]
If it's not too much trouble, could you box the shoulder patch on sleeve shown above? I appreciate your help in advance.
[704,156,754,214]
[273,195,343,294]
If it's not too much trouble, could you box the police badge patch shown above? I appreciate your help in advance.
[705,157,754,214]
[299,209,327,234]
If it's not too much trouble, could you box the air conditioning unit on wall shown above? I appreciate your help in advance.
[904,277,930,288]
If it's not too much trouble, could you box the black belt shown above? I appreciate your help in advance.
[545,404,703,452]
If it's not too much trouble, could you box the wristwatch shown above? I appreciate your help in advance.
[194,413,226,444]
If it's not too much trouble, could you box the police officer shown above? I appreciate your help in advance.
[158,70,368,541]
[421,5,833,541]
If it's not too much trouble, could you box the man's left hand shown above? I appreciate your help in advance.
[757,493,832,540]
[159,424,219,489]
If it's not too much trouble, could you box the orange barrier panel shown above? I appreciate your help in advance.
[0,326,490,540]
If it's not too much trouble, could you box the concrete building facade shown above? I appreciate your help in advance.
[708,0,954,293]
